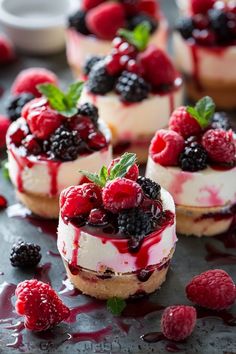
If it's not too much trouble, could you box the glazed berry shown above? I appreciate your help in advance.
[118,208,153,236]
[211,112,231,130]
[0,115,10,148]
[70,116,94,141]
[87,131,107,150]
[102,178,143,213]
[10,241,41,268]
[209,9,231,43]
[47,126,83,161]
[108,158,139,181]
[22,135,42,155]
[191,0,215,15]
[115,71,150,103]
[0,195,7,209]
[87,61,116,95]
[84,56,103,76]
[88,208,108,225]
[161,306,197,341]
[176,17,194,39]
[68,10,91,35]
[202,129,235,165]
[179,143,208,172]
[15,279,70,331]
[78,102,99,126]
[186,269,236,310]
[150,129,185,166]
[137,176,161,200]
[138,0,159,17]
[128,13,158,34]
[6,93,35,122]
[169,106,202,138]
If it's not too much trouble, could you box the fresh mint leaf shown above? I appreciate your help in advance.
[38,84,66,111]
[66,82,84,107]
[109,153,137,180]
[1,159,9,180]
[99,166,108,186]
[187,96,215,129]
[118,22,151,51]
[107,297,126,316]
[79,170,104,187]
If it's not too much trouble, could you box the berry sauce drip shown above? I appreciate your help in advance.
[141,332,183,352]
[67,326,112,343]
[0,282,17,321]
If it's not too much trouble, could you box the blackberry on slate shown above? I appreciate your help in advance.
[68,10,90,35]
[6,93,35,121]
[128,14,158,34]
[115,71,150,102]
[209,9,231,42]
[78,102,99,126]
[211,112,231,130]
[10,241,41,268]
[176,17,194,39]
[87,61,116,95]
[84,56,103,76]
[47,126,82,161]
[137,176,161,200]
[179,143,208,172]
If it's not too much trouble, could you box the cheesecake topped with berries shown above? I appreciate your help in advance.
[66,0,168,75]
[57,153,177,299]
[6,81,112,218]
[174,0,236,108]
[146,96,236,237]
[80,24,183,162]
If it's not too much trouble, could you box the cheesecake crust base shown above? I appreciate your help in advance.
[16,191,59,219]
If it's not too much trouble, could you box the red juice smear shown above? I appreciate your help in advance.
[141,332,183,352]
[34,263,52,284]
[116,319,131,334]
[47,250,60,258]
[6,333,24,350]
[197,307,236,326]
[168,172,192,204]
[67,325,112,343]
[0,282,17,321]
[66,301,105,323]
[205,243,236,265]
[71,229,81,266]
[189,44,202,90]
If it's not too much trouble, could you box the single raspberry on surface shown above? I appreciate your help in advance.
[82,0,104,10]
[169,106,202,138]
[15,279,70,331]
[149,129,185,166]
[161,305,197,341]
[11,68,58,97]
[191,0,215,14]
[186,269,236,310]
[86,2,125,40]
[0,115,10,148]
[102,178,143,213]
[0,35,15,65]
[202,129,236,165]
[108,158,139,181]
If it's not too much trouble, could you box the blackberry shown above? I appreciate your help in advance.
[128,14,158,34]
[209,9,231,43]
[179,143,208,172]
[176,17,194,39]
[78,102,99,126]
[10,241,41,268]
[137,176,161,200]
[47,126,83,161]
[83,56,103,76]
[115,71,150,102]
[211,112,231,130]
[6,93,35,122]
[87,61,116,95]
[68,10,90,35]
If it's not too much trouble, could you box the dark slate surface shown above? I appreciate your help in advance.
[0,1,235,353]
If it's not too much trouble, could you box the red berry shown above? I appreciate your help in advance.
[0,35,15,65]
[70,116,94,140]
[202,129,236,164]
[105,52,123,75]
[108,158,139,181]
[126,59,143,75]
[21,97,48,120]
[191,0,215,14]
[169,106,202,138]
[102,178,143,213]
[0,195,7,209]
[86,3,125,40]
[161,305,197,341]
[118,41,136,56]
[88,208,108,225]
[15,279,70,331]
[11,68,58,97]
[138,0,159,16]
[9,124,29,147]
[87,131,107,150]
[186,269,236,310]
[122,0,140,16]
[82,0,104,10]
[138,46,176,88]
[193,14,210,30]
[0,115,10,148]
[149,129,185,166]
[22,135,42,155]
[193,29,216,45]
[112,36,124,49]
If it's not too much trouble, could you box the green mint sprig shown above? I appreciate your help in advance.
[79,152,137,188]
[1,159,9,180]
[187,96,215,129]
[37,81,84,118]
[118,22,151,51]
[107,297,126,316]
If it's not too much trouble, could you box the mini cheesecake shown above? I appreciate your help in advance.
[66,0,168,76]
[6,82,112,219]
[174,0,236,109]
[80,24,183,163]
[146,97,236,237]
[57,153,177,299]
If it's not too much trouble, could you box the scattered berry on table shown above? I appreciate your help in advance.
[137,176,161,200]
[10,241,41,268]
[6,93,35,122]
[179,142,208,171]
[115,71,150,102]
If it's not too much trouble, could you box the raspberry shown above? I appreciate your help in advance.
[108,158,139,181]
[0,195,7,209]
[15,279,70,331]
[0,35,15,65]
[137,176,161,200]
[115,71,150,103]
[60,184,102,219]
[102,178,143,213]
[161,305,197,341]
[138,0,159,17]
[191,0,215,14]
[82,0,104,10]
[149,129,185,166]
[70,116,95,140]
[10,241,41,268]
[68,10,91,35]
[0,115,10,148]
[202,129,235,164]
[87,61,116,95]
[11,68,58,97]
[186,269,236,310]
[86,2,125,40]
[6,93,35,122]
[169,106,202,138]
[22,135,42,155]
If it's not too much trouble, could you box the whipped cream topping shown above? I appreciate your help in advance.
[146,156,236,208]
[57,188,177,274]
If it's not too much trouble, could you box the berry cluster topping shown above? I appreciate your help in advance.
[68,0,159,40]
[60,153,170,252]
[6,93,35,122]
[150,96,236,171]
[176,0,236,46]
[83,23,180,102]
[10,241,41,268]
[8,82,108,161]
